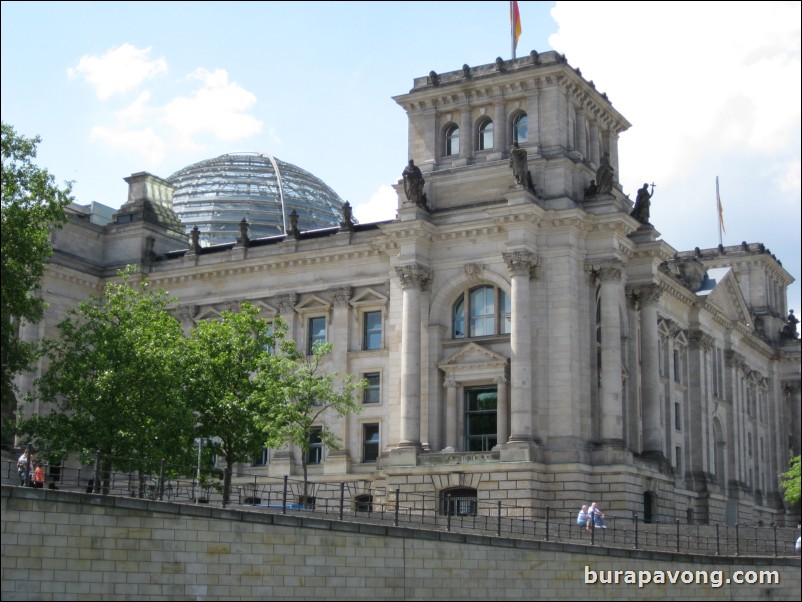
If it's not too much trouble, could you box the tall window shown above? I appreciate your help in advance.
[465,386,497,451]
[675,446,683,477]
[306,427,323,465]
[444,125,460,156]
[595,288,602,388]
[363,423,380,463]
[363,311,382,350]
[308,316,326,354]
[478,119,494,151]
[363,372,381,404]
[513,113,528,144]
[674,402,681,431]
[452,285,510,338]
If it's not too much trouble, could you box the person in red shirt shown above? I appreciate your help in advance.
[32,464,45,488]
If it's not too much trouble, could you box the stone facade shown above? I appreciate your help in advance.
[14,53,801,526]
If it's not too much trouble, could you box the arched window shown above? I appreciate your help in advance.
[444,124,460,156]
[478,119,494,151]
[440,487,477,516]
[452,285,510,338]
[513,113,528,144]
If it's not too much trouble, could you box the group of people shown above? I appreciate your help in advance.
[577,502,607,530]
[17,448,45,488]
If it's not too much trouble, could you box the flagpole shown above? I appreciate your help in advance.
[716,176,724,246]
[510,1,516,60]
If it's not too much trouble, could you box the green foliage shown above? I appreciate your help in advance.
[1,122,72,432]
[184,301,280,501]
[252,339,366,498]
[17,267,194,481]
[780,455,800,505]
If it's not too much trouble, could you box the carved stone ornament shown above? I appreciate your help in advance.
[275,293,298,314]
[464,263,483,280]
[329,286,352,308]
[688,329,715,350]
[503,250,537,277]
[395,265,431,290]
[593,260,623,282]
[634,284,662,305]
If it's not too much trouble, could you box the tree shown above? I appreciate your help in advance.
[253,339,366,506]
[780,455,800,506]
[17,267,194,493]
[184,301,280,504]
[1,122,72,444]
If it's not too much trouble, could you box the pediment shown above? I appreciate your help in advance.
[194,306,224,321]
[249,299,278,317]
[438,342,509,373]
[294,294,331,313]
[703,270,751,326]
[350,287,388,308]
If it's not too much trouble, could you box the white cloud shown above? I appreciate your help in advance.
[90,125,166,165]
[549,1,801,194]
[353,184,397,223]
[160,68,263,148]
[69,43,167,101]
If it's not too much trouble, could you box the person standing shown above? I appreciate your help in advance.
[17,449,30,486]
[32,463,45,488]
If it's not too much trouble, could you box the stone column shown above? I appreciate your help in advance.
[637,284,664,457]
[275,293,298,343]
[395,264,430,447]
[588,122,600,167]
[503,250,536,442]
[460,106,473,161]
[527,89,540,152]
[495,375,510,447]
[575,109,587,158]
[688,329,714,486]
[444,379,458,451]
[597,262,624,446]
[494,99,507,154]
[326,287,352,474]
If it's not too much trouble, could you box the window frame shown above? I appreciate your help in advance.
[363,371,381,404]
[307,315,327,354]
[444,124,460,156]
[512,113,528,144]
[306,427,324,465]
[362,423,380,463]
[464,385,498,452]
[363,310,383,351]
[452,285,510,339]
[478,118,494,151]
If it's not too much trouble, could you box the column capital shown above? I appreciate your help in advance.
[588,259,623,282]
[443,379,458,389]
[503,250,538,277]
[688,329,715,350]
[275,293,297,314]
[725,348,745,369]
[631,283,662,306]
[328,286,352,308]
[493,375,508,385]
[395,264,431,290]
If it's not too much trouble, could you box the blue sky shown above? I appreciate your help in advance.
[2,1,800,321]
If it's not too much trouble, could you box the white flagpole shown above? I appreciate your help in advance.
[510,2,516,60]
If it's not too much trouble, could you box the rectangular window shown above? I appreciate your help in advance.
[675,446,682,477]
[674,402,681,431]
[673,349,681,383]
[464,386,497,451]
[363,311,382,350]
[306,427,323,465]
[307,316,326,354]
[363,372,381,404]
[252,447,269,467]
[363,423,380,463]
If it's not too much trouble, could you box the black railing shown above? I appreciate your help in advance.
[3,457,798,558]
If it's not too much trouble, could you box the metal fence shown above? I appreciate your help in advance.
[4,457,799,558]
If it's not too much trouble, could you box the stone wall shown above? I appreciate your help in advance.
[2,486,799,601]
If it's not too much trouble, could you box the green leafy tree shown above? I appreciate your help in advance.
[780,455,800,505]
[17,267,194,493]
[1,122,72,443]
[253,339,366,505]
[184,301,280,504]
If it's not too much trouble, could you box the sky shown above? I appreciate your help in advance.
[2,1,800,322]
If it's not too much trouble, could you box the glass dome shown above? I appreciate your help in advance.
[167,152,345,246]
